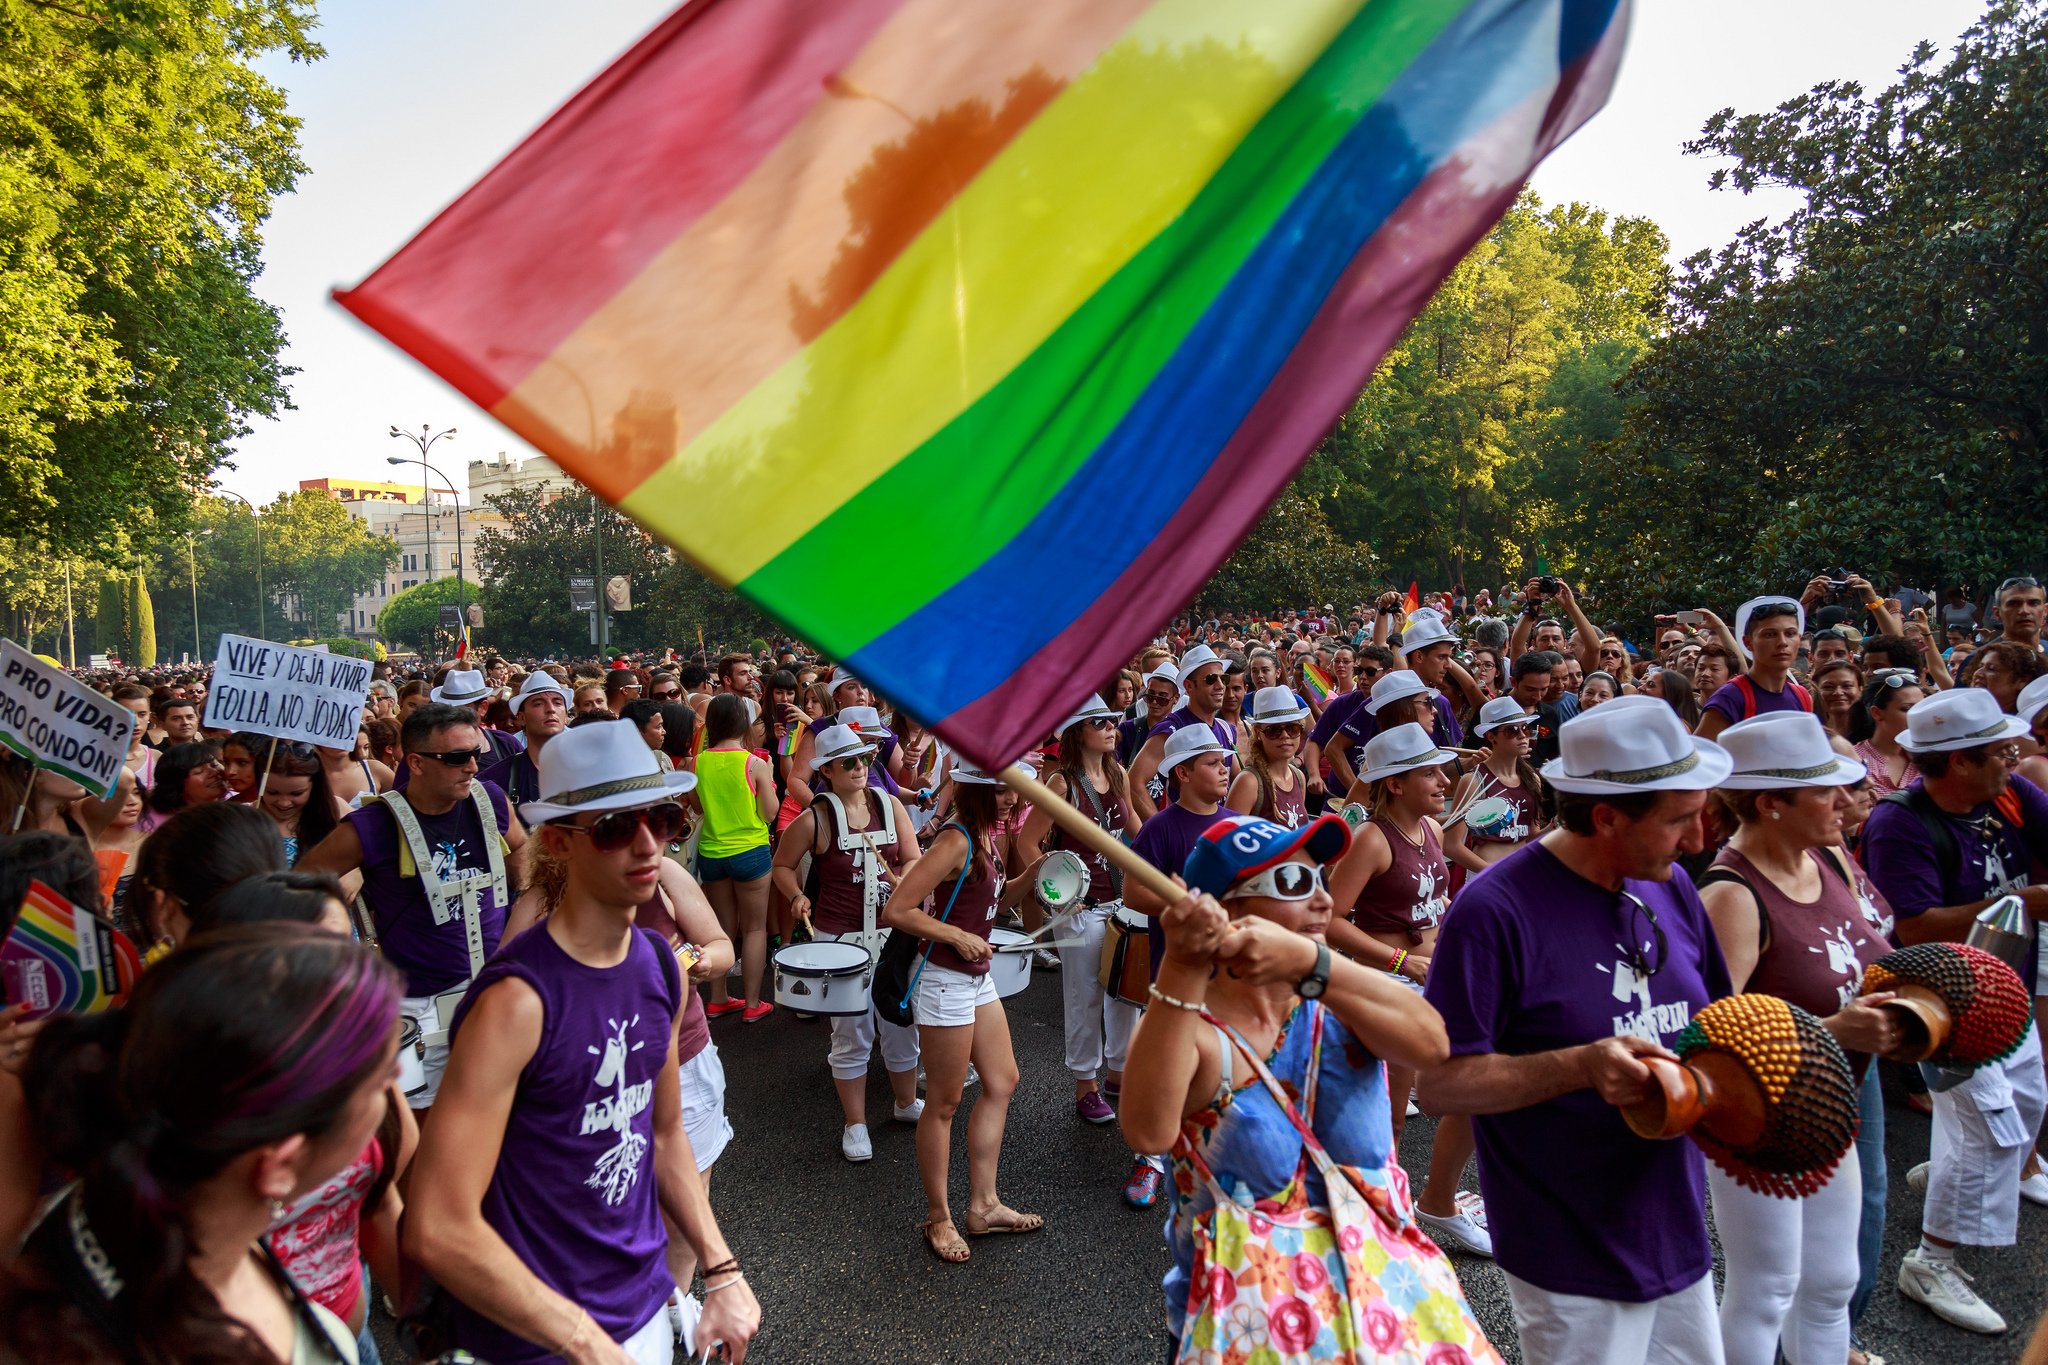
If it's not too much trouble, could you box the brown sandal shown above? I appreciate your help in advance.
[964,1204,1045,1236]
[920,1216,970,1263]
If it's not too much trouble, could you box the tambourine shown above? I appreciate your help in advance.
[1860,942,2033,1070]
[1622,994,1859,1199]
[1035,850,1090,911]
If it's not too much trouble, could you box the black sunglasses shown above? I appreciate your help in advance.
[651,687,681,700]
[415,747,487,767]
[1619,891,1667,980]
[559,801,687,852]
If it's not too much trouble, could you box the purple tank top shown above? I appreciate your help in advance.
[808,794,906,936]
[927,830,1002,977]
[1707,847,1882,1053]
[1348,815,1450,944]
[447,922,681,1362]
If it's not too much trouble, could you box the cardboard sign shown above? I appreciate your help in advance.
[0,639,135,799]
[204,634,371,749]
[1,880,142,1020]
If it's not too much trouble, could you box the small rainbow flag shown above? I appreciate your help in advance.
[779,724,803,758]
[337,0,1628,767]
[1300,660,1335,705]
[1,881,142,1020]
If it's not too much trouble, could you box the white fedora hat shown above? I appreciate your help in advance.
[1161,723,1231,776]
[520,719,696,823]
[1733,595,1805,642]
[1399,608,1456,651]
[511,671,573,711]
[829,670,864,695]
[1359,722,1457,783]
[1059,694,1120,730]
[1474,695,1540,737]
[952,758,1028,786]
[1177,644,1224,687]
[2016,675,2048,727]
[836,703,891,738]
[1363,669,1437,716]
[1542,695,1733,795]
[1897,687,2029,754]
[1247,686,1311,727]
[430,668,491,705]
[1717,712,1866,788]
[813,723,876,765]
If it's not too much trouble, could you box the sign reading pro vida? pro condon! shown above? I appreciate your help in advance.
[204,635,370,749]
[0,640,136,799]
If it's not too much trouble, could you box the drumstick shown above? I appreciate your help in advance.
[999,765,1183,903]
[994,937,1083,952]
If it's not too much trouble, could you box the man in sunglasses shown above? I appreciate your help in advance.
[1420,698,1735,1365]
[480,672,574,818]
[410,721,761,1364]
[300,701,529,1114]
[1861,688,2048,1335]
[1322,613,1474,795]
[1127,645,1238,824]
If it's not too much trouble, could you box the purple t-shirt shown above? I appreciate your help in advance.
[1308,689,1369,748]
[1862,776,2048,922]
[1424,841,1731,1301]
[1701,674,1811,729]
[1130,801,1228,977]
[1145,707,1237,805]
[1334,692,1464,755]
[345,782,511,996]
[448,922,681,1363]
[477,749,540,816]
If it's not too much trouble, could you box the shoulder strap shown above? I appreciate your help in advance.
[1064,769,1124,899]
[1697,861,1772,952]
[1733,674,1759,719]
[1790,680,1813,711]
[1884,787,1961,889]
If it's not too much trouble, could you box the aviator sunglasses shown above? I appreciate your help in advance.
[558,801,688,852]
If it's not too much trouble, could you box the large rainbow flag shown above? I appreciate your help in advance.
[338,0,1629,767]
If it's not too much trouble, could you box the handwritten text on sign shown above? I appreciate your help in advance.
[0,639,135,799]
[204,635,371,748]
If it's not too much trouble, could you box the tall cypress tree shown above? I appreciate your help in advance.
[128,573,157,666]
[95,577,127,662]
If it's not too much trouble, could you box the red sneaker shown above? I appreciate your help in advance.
[742,1001,775,1024]
[704,999,744,1019]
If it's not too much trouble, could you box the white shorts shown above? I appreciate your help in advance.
[399,994,451,1107]
[620,1304,672,1365]
[677,1041,732,1172]
[914,961,999,1028]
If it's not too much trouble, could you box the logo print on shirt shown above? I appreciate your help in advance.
[581,1016,653,1206]
[1411,864,1445,927]
[1596,943,1691,1042]
[1812,920,1870,1010]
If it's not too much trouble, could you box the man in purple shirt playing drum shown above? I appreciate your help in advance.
[1421,697,1735,1365]
[408,722,761,1364]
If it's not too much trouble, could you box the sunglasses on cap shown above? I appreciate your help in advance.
[558,800,687,853]
[1228,862,1329,902]
[415,747,488,767]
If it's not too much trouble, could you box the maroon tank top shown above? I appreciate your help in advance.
[1348,814,1450,944]
[1255,763,1309,830]
[808,793,906,935]
[1465,775,1538,846]
[634,882,709,1063]
[1050,767,1130,903]
[927,830,1003,977]
[1705,846,1881,1071]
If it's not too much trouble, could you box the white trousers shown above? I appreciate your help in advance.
[1709,1151,1861,1365]
[1504,1270,1721,1365]
[1925,1020,2046,1246]
[1058,903,1140,1079]
[813,931,920,1082]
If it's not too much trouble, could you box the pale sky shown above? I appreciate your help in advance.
[223,0,1991,506]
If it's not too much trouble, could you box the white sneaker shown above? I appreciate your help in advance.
[1406,1096,1420,1118]
[1416,1206,1493,1258]
[1906,1161,1929,1195]
[964,1063,980,1089]
[667,1291,701,1350]
[2020,1170,2048,1206]
[841,1123,873,1162]
[1897,1250,2006,1334]
[892,1097,925,1123]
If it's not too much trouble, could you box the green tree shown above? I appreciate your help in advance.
[1,0,317,553]
[1585,2,2048,625]
[146,497,269,659]
[1195,488,1382,618]
[127,572,156,667]
[95,576,126,663]
[260,491,398,640]
[377,577,474,658]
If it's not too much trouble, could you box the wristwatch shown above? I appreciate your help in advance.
[1297,941,1332,1000]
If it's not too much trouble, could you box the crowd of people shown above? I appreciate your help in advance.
[2,568,2047,1365]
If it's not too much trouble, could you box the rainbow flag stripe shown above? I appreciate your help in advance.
[1300,661,1335,705]
[0,881,141,1019]
[337,0,1628,767]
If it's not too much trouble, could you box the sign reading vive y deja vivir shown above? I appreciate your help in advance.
[204,635,371,749]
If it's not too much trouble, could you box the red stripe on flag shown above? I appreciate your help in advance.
[334,0,908,410]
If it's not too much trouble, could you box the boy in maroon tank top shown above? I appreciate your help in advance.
[408,722,760,1363]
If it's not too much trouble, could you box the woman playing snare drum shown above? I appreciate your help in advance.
[881,762,1038,1263]
[772,723,925,1163]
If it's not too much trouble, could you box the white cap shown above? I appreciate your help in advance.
[520,719,696,823]
[1358,723,1457,783]
[1717,713,1866,788]
[1541,694,1733,795]
[1363,669,1437,716]
[1896,688,2030,754]
[1161,724,1231,776]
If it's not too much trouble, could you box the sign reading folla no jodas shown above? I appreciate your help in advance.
[204,635,371,749]
[0,639,136,799]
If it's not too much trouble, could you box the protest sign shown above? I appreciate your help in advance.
[0,639,134,799]
[204,634,371,749]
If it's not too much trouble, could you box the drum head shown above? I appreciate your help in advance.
[1464,795,1515,838]
[398,1014,421,1046]
[1333,801,1370,831]
[1036,850,1088,909]
[773,941,870,975]
[989,928,1031,951]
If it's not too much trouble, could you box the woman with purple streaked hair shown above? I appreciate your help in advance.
[1,923,402,1364]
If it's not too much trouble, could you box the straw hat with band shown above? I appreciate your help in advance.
[1362,669,1438,716]
[1161,725,1231,777]
[511,672,574,713]
[1473,695,1539,737]
[1716,713,1867,789]
[813,723,876,765]
[1540,695,1734,795]
[1400,608,1457,652]
[1247,686,1311,727]
[1895,688,2030,754]
[1060,695,1121,730]
[430,668,492,706]
[520,719,697,824]
[2017,675,2048,727]
[1358,722,1458,783]
[1177,644,1224,688]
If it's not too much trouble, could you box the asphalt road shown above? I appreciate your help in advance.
[377,968,2047,1364]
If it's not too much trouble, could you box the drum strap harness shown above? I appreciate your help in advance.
[377,784,506,982]
[1064,769,1123,905]
[818,790,898,959]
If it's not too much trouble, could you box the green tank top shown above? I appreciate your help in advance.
[695,746,770,856]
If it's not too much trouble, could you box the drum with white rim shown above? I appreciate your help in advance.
[1099,906,1152,1008]
[395,1014,426,1098]
[772,940,874,1017]
[989,927,1034,998]
[1035,849,1089,912]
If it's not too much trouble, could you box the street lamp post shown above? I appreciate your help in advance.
[387,451,467,651]
[389,424,456,593]
[215,488,264,639]
[185,528,213,661]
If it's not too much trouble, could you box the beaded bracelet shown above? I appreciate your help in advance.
[1148,984,1205,1013]
[1388,948,1408,976]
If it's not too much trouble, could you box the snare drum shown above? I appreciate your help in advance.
[989,927,1033,998]
[1035,849,1089,912]
[1097,906,1152,1008]
[396,1015,426,1098]
[772,941,874,1017]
